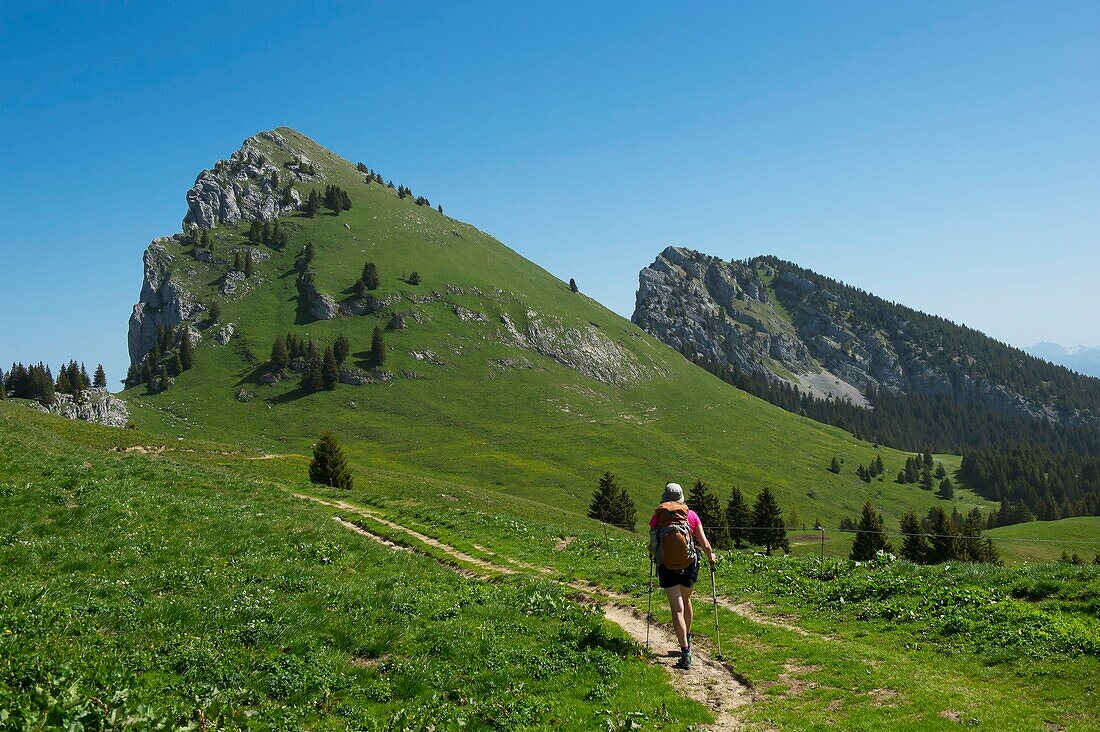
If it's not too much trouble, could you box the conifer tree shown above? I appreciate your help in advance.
[899,509,928,563]
[937,477,954,500]
[303,242,316,264]
[871,455,884,476]
[828,456,841,474]
[322,347,339,390]
[370,326,385,367]
[56,368,72,395]
[305,189,320,217]
[141,359,153,384]
[244,252,255,278]
[926,506,957,563]
[301,356,323,393]
[587,472,636,531]
[233,252,243,272]
[170,352,184,378]
[849,502,893,560]
[309,431,353,489]
[270,335,290,371]
[749,486,790,555]
[438,204,443,214]
[934,463,947,480]
[407,270,421,285]
[588,472,617,524]
[920,465,933,490]
[93,364,107,389]
[334,334,350,366]
[361,262,380,290]
[688,480,729,549]
[923,450,935,471]
[208,300,222,324]
[79,363,89,389]
[725,486,751,549]
[569,278,579,293]
[179,330,194,371]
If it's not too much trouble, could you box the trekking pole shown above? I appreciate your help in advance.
[646,558,654,650]
[709,560,722,658]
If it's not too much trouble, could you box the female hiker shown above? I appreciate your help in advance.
[649,482,716,670]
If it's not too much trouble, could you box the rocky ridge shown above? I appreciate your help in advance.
[632,246,1083,422]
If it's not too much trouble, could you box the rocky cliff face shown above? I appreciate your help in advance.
[127,237,204,366]
[633,247,1085,422]
[182,130,310,230]
[129,130,324,369]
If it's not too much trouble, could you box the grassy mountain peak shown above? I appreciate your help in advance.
[124,130,995,534]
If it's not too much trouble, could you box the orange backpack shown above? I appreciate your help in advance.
[650,501,696,570]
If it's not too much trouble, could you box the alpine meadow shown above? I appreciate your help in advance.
[2,122,1098,731]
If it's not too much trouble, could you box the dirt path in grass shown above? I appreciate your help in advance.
[298,492,751,729]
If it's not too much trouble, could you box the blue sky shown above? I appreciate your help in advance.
[1,2,1097,386]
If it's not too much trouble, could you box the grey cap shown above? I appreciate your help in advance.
[661,482,684,503]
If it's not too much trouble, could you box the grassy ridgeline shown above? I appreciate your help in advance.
[0,404,706,729]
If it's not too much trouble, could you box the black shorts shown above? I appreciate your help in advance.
[657,560,699,589]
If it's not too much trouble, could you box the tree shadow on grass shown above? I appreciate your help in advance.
[235,363,272,387]
[267,386,311,405]
[293,294,317,326]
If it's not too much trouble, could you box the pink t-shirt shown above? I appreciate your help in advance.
[650,508,702,532]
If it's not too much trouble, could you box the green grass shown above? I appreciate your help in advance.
[5,402,1099,730]
[123,127,995,539]
[0,403,707,730]
[987,517,1100,563]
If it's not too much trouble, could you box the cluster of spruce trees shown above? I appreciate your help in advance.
[846,502,998,564]
[269,330,384,394]
[959,446,1100,521]
[125,325,194,387]
[587,477,793,555]
[2,361,108,404]
[303,185,352,217]
[3,363,55,404]
[232,251,256,278]
[246,219,290,249]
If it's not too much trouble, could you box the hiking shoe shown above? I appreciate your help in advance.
[675,648,692,670]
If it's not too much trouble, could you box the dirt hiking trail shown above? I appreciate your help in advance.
[297,492,754,729]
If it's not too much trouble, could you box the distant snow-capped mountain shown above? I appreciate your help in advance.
[1026,342,1100,378]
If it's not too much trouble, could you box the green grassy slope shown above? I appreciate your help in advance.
[987,517,1100,563]
[125,127,992,533]
[5,403,1097,730]
[0,402,708,730]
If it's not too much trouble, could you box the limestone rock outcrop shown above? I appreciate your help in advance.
[182,130,315,230]
[128,238,204,367]
[48,388,130,428]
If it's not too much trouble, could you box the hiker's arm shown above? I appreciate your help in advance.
[695,524,716,564]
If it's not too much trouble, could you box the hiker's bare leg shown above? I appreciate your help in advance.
[664,586,689,647]
[681,586,694,638]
